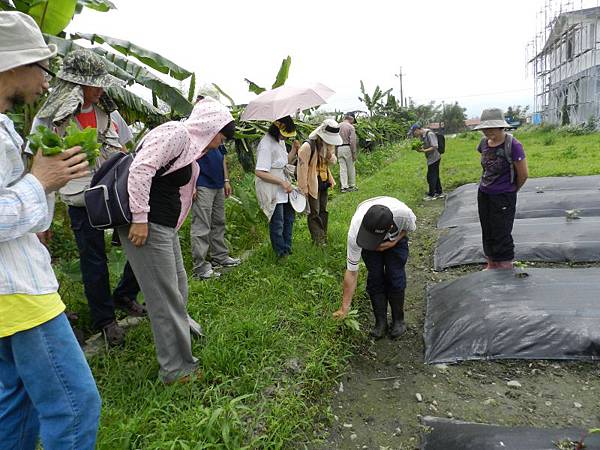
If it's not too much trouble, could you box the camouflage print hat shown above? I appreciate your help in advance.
[57,49,124,88]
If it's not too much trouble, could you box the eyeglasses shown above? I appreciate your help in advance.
[33,62,55,82]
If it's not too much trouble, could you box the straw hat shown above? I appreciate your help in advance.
[309,118,343,146]
[473,108,510,130]
[0,11,57,72]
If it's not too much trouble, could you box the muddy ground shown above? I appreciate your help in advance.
[315,201,600,449]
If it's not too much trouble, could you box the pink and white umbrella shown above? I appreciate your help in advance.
[240,82,335,121]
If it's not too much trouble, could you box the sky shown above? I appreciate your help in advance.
[66,0,600,118]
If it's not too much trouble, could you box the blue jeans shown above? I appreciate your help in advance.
[269,202,295,257]
[68,206,140,329]
[361,238,409,297]
[0,313,101,450]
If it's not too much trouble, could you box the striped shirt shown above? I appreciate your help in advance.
[346,196,416,271]
[0,114,58,295]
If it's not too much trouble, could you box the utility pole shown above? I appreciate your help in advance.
[394,66,404,107]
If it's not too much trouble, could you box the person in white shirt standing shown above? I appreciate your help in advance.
[333,197,416,339]
[0,12,101,449]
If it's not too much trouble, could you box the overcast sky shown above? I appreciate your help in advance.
[66,0,600,117]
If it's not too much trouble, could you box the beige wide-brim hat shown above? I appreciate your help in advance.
[309,118,343,146]
[0,11,57,72]
[473,108,510,130]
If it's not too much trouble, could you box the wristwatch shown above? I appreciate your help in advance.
[224,178,230,182]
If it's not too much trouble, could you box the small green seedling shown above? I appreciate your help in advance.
[28,121,101,165]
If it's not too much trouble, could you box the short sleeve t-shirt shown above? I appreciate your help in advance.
[256,134,289,204]
[479,136,526,194]
[196,144,227,189]
[421,130,441,165]
[346,196,417,271]
[76,108,97,129]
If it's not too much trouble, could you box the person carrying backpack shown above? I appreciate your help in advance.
[408,123,445,201]
[473,108,529,270]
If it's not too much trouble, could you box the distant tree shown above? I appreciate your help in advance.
[406,100,440,127]
[358,81,392,117]
[437,102,467,133]
[505,105,530,122]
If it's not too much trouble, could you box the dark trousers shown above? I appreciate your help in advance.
[361,238,409,297]
[269,202,295,257]
[426,159,443,196]
[68,206,140,329]
[307,189,329,244]
[477,190,517,261]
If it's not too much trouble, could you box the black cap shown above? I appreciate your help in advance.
[357,205,396,250]
[220,120,236,140]
[345,112,357,124]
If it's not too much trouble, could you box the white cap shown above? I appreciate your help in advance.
[0,11,57,72]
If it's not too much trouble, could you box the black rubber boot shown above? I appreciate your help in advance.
[388,290,407,339]
[369,293,388,339]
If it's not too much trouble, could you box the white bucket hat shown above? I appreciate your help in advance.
[473,108,510,130]
[309,118,343,146]
[289,188,307,213]
[0,11,57,72]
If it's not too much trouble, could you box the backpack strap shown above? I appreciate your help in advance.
[477,134,515,184]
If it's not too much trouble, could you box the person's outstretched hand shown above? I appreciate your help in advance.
[333,307,349,320]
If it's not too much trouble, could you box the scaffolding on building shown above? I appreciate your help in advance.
[528,0,600,125]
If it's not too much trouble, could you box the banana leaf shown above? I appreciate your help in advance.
[244,79,265,95]
[106,86,166,127]
[212,83,236,106]
[28,0,77,35]
[90,47,192,116]
[70,32,192,81]
[76,0,115,12]
[271,55,291,89]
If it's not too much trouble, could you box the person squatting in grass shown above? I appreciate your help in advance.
[190,92,240,280]
[473,108,528,270]
[297,119,339,245]
[254,116,299,258]
[0,12,101,449]
[408,123,445,201]
[333,197,417,340]
[31,49,145,347]
[118,98,235,384]
[337,112,358,193]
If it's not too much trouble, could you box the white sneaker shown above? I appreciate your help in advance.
[436,193,447,199]
[194,268,221,279]
[423,195,436,201]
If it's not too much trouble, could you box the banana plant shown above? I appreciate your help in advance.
[358,80,392,117]
[244,56,291,95]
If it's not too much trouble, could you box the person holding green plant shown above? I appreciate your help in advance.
[31,49,145,346]
[255,116,299,257]
[473,108,528,270]
[0,12,100,449]
[408,123,445,201]
[333,197,416,340]
[297,119,340,245]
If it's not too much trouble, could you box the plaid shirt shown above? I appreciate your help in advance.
[0,114,58,295]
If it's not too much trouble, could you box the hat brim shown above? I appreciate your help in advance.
[289,188,306,213]
[309,129,343,146]
[0,43,58,72]
[356,224,386,251]
[57,71,125,89]
[473,119,510,130]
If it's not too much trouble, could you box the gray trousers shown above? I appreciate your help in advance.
[118,223,198,383]
[191,187,229,274]
[337,146,356,189]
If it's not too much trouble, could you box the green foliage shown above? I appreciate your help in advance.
[438,102,467,133]
[5,0,78,35]
[28,121,101,164]
[542,134,557,146]
[272,56,292,89]
[410,138,423,151]
[358,80,392,116]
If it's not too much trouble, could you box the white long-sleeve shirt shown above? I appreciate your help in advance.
[0,114,58,295]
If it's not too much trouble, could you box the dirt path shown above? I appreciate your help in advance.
[316,201,600,449]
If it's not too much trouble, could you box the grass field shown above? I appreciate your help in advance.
[57,128,600,448]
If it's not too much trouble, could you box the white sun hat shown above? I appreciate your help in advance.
[289,188,307,213]
[309,118,343,146]
[0,11,57,72]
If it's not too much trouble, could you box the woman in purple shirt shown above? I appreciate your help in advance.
[473,108,529,270]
